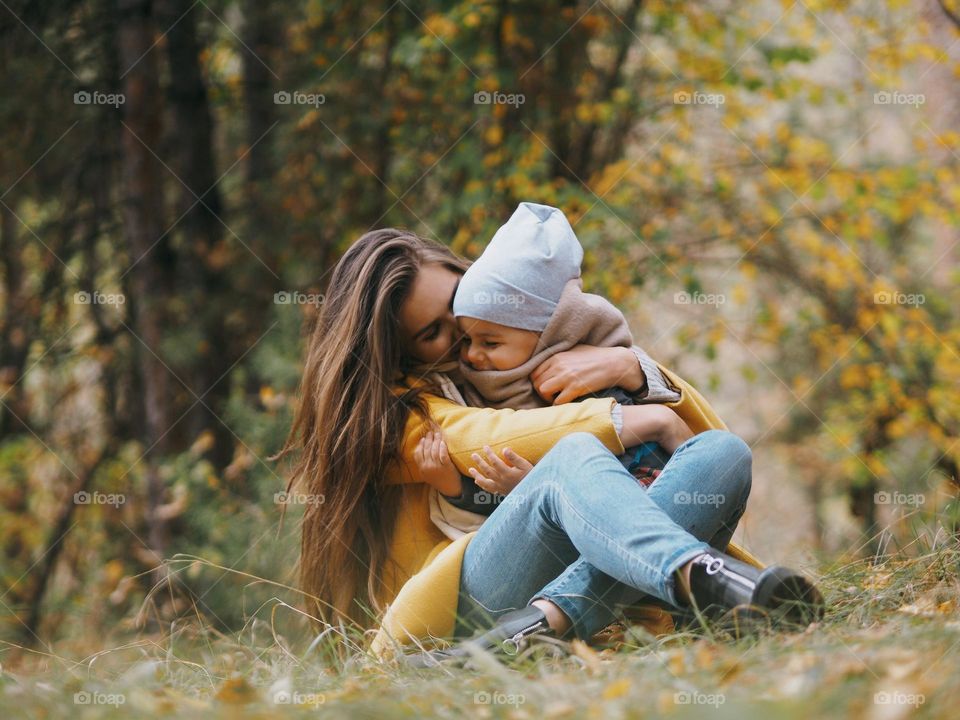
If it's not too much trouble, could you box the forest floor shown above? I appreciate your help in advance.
[2,546,958,719]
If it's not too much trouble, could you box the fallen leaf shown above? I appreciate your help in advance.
[214,676,258,704]
[602,677,631,700]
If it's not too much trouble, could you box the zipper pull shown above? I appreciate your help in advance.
[697,554,725,575]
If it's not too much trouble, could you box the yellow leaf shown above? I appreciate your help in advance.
[570,639,602,673]
[190,430,215,455]
[484,125,503,146]
[602,678,632,700]
[214,676,258,705]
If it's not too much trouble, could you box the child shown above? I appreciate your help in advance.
[418,202,685,538]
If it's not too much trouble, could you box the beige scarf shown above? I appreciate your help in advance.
[459,278,634,409]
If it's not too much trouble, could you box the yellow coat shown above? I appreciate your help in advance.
[370,366,762,657]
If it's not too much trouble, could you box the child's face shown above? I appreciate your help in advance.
[457,317,541,371]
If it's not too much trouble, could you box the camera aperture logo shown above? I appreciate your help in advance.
[274,491,325,506]
[472,290,526,307]
[674,290,725,306]
[472,490,504,506]
[74,691,125,707]
[874,491,924,508]
[74,490,125,508]
[874,691,924,707]
[74,90,125,108]
[274,291,325,307]
[75,291,125,307]
[873,291,924,307]
[274,90,325,107]
[873,91,924,108]
[674,691,725,707]
[673,90,725,107]
[474,691,525,707]
[474,90,525,107]
[674,490,726,508]
[273,690,326,705]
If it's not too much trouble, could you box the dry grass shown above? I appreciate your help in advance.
[2,538,959,719]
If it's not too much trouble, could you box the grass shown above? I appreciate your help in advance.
[2,540,959,719]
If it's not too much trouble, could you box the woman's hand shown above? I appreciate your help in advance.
[530,345,645,405]
[468,446,534,496]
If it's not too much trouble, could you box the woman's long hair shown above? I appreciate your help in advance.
[278,229,469,628]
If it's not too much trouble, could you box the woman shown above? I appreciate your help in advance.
[279,229,823,663]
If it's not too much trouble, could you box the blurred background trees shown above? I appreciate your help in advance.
[1,0,957,651]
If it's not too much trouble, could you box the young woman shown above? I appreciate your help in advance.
[279,229,824,664]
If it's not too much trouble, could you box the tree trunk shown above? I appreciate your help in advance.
[159,0,234,469]
[241,0,278,187]
[0,201,31,438]
[116,0,172,560]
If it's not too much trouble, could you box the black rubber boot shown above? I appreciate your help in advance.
[686,551,825,628]
[403,605,553,668]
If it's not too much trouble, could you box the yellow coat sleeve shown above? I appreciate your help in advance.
[387,395,624,485]
[659,365,729,434]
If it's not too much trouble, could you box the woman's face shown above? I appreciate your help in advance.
[398,263,464,365]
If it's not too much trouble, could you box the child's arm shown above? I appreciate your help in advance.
[619,404,693,453]
[415,427,534,500]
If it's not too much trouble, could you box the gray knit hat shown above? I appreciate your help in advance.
[453,202,583,332]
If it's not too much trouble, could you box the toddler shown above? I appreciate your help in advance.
[419,202,684,537]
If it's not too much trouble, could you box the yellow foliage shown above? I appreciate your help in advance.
[483,124,503,147]
[423,13,457,40]
[840,365,865,390]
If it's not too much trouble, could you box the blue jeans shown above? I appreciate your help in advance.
[454,429,753,639]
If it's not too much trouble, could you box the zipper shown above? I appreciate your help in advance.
[698,554,757,591]
[501,620,547,655]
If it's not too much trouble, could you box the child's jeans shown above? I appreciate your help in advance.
[454,429,752,639]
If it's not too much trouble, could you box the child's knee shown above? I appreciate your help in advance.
[552,432,607,459]
[702,429,750,462]
[702,430,752,492]
[716,430,753,495]
[538,432,609,476]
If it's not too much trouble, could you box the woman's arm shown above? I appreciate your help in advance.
[529,346,640,404]
[628,346,682,404]
[529,345,679,405]
[391,396,625,484]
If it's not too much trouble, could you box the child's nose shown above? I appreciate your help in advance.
[465,343,483,367]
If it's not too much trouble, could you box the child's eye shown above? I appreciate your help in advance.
[424,326,439,341]
[483,341,499,349]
